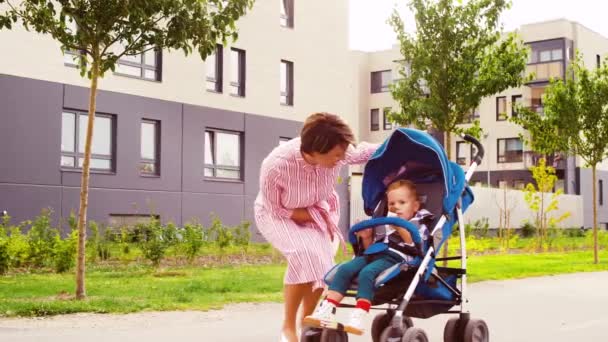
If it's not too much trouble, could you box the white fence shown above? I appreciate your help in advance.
[349,176,584,229]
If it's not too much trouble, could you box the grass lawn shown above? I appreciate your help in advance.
[1,249,607,317]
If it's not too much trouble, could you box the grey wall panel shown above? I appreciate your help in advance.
[0,183,62,227]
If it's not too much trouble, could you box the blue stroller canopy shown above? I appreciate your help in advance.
[362,128,474,234]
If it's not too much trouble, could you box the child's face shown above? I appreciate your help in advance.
[387,186,420,220]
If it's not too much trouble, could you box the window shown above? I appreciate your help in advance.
[456,141,467,165]
[370,109,379,131]
[526,39,565,82]
[280,0,294,28]
[600,180,604,206]
[63,17,81,67]
[514,180,526,190]
[498,180,509,189]
[497,138,523,163]
[511,95,523,118]
[204,129,242,180]
[383,108,392,130]
[597,54,601,69]
[496,96,507,121]
[280,60,294,106]
[206,44,223,92]
[115,49,162,81]
[370,70,391,93]
[61,111,114,171]
[230,48,246,97]
[140,120,160,175]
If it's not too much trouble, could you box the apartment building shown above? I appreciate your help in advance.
[357,19,608,229]
[0,0,358,235]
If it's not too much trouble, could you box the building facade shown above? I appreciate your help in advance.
[0,0,356,236]
[358,19,608,229]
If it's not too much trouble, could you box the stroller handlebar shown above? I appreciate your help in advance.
[349,217,422,244]
[461,134,484,165]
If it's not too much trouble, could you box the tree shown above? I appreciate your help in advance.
[389,0,529,263]
[388,0,529,157]
[513,54,608,263]
[522,158,570,248]
[0,0,254,298]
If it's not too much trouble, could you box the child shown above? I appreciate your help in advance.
[303,179,432,335]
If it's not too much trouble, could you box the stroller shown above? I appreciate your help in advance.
[301,128,488,342]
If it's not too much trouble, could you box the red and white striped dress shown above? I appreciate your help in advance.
[254,138,377,289]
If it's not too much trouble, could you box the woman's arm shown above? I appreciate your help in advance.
[260,162,314,224]
[344,142,379,165]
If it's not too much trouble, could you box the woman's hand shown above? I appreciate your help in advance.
[291,208,314,225]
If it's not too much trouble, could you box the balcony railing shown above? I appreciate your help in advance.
[523,151,565,169]
[526,61,563,83]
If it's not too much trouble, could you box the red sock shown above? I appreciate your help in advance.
[326,297,340,307]
[356,299,371,312]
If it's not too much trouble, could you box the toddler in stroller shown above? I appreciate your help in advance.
[303,179,433,335]
[300,128,489,342]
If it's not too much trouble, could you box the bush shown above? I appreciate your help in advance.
[137,218,169,267]
[182,222,204,262]
[471,218,490,238]
[520,222,537,238]
[0,237,8,275]
[7,226,29,268]
[208,214,233,251]
[53,230,78,273]
[233,221,251,247]
[27,209,59,268]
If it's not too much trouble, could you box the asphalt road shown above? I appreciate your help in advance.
[1,272,607,342]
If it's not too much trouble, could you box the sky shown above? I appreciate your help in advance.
[349,0,608,51]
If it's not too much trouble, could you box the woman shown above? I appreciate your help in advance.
[254,112,378,342]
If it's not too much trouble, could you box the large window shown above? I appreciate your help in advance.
[280,0,294,28]
[496,96,507,121]
[115,50,162,81]
[230,48,246,97]
[371,70,391,93]
[204,129,242,180]
[383,107,392,130]
[206,44,223,93]
[511,95,523,118]
[526,39,565,82]
[370,109,379,131]
[497,138,523,163]
[456,141,467,166]
[61,111,114,171]
[280,60,294,106]
[140,120,160,175]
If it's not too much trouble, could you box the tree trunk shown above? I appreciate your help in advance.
[442,131,451,266]
[592,165,598,264]
[76,47,100,299]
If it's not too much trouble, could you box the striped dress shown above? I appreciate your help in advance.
[254,138,377,289]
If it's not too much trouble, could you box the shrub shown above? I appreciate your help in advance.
[27,209,59,268]
[137,217,169,267]
[0,237,8,275]
[182,222,204,262]
[53,230,78,273]
[520,221,537,238]
[208,214,233,252]
[233,221,251,247]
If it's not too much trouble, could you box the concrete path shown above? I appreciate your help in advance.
[1,272,607,341]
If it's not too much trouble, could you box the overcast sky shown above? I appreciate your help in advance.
[349,0,608,51]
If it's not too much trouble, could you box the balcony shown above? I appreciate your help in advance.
[526,61,563,84]
[523,151,565,169]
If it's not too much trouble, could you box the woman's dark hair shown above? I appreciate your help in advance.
[300,112,355,154]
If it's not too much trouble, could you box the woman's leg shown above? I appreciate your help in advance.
[300,286,324,323]
[283,282,313,342]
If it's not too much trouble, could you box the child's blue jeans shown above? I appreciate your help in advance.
[328,253,400,302]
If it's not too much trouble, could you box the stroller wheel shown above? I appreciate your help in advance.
[372,313,414,342]
[300,326,322,342]
[443,317,461,342]
[401,327,429,342]
[320,329,348,342]
[463,319,489,342]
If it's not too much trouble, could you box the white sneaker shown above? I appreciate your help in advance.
[303,300,336,328]
[344,308,367,335]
